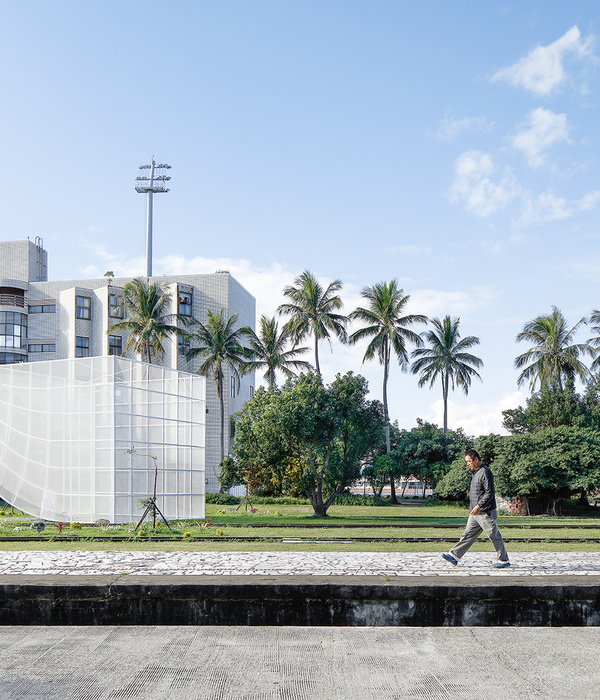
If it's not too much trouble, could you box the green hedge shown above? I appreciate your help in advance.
[205,493,240,505]
[205,493,390,507]
[334,493,390,507]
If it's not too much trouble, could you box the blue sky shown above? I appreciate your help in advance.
[1,1,599,436]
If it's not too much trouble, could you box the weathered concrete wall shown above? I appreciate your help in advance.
[1,576,599,626]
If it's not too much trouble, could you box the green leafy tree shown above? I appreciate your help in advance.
[586,309,600,372]
[278,270,349,376]
[363,455,394,497]
[411,316,483,436]
[434,433,502,502]
[185,309,251,462]
[433,456,473,502]
[393,420,471,497]
[349,280,426,501]
[232,372,384,516]
[493,427,600,514]
[109,278,182,363]
[230,387,295,497]
[502,384,594,434]
[243,315,311,388]
[217,456,244,493]
[514,306,590,392]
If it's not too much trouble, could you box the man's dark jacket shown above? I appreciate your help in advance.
[469,464,497,513]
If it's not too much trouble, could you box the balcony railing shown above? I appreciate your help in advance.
[0,294,26,308]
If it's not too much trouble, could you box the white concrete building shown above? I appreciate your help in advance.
[0,239,255,519]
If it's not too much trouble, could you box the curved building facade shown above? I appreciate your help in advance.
[0,356,206,523]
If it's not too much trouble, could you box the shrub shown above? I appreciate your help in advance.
[333,493,389,507]
[205,493,240,505]
[248,496,310,505]
[69,522,82,530]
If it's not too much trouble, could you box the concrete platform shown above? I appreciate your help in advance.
[1,626,600,699]
[1,551,599,627]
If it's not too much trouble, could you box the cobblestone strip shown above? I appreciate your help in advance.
[1,551,600,577]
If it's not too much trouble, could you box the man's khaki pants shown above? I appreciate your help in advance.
[450,508,509,562]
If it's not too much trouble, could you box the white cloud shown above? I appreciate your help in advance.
[409,287,500,318]
[492,26,594,95]
[432,112,493,141]
[448,150,519,217]
[385,245,432,255]
[426,391,526,436]
[512,108,570,168]
[578,190,600,210]
[518,188,600,226]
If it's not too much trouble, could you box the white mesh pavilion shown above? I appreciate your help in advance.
[0,356,205,523]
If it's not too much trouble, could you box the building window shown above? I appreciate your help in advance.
[230,376,236,398]
[0,352,26,364]
[29,304,56,314]
[28,344,56,353]
[178,335,190,356]
[230,419,236,440]
[0,311,27,349]
[76,295,91,320]
[108,335,122,356]
[108,294,123,319]
[75,336,90,357]
[178,290,192,317]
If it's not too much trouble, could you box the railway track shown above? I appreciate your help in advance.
[0,535,598,543]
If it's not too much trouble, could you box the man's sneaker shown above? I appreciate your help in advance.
[491,561,511,569]
[441,553,458,566]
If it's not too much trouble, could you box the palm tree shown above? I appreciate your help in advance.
[349,280,426,454]
[411,316,483,436]
[515,306,590,392]
[109,278,181,363]
[242,315,312,389]
[586,309,600,372]
[185,309,251,462]
[277,270,349,376]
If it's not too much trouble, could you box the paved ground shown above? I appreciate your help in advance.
[2,552,600,698]
[1,625,599,699]
[1,550,599,577]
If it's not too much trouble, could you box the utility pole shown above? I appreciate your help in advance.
[135,158,171,278]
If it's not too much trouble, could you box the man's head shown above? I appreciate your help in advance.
[465,449,482,470]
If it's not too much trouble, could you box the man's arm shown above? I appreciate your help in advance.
[472,470,494,514]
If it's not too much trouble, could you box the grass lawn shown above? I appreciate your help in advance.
[0,501,598,552]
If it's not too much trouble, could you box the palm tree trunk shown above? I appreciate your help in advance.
[383,341,391,453]
[442,372,448,437]
[314,336,321,376]
[218,377,225,463]
[382,341,398,504]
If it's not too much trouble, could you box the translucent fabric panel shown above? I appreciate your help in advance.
[0,357,205,523]
[94,471,112,493]
[165,471,178,494]
[178,401,191,422]
[115,471,130,494]
[132,471,148,493]
[177,447,191,469]
[191,471,205,494]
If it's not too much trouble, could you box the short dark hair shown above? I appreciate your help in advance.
[465,448,481,461]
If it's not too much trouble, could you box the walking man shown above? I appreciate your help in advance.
[441,449,510,568]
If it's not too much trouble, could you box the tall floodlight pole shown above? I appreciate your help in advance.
[135,158,171,278]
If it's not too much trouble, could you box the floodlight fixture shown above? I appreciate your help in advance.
[135,157,171,277]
